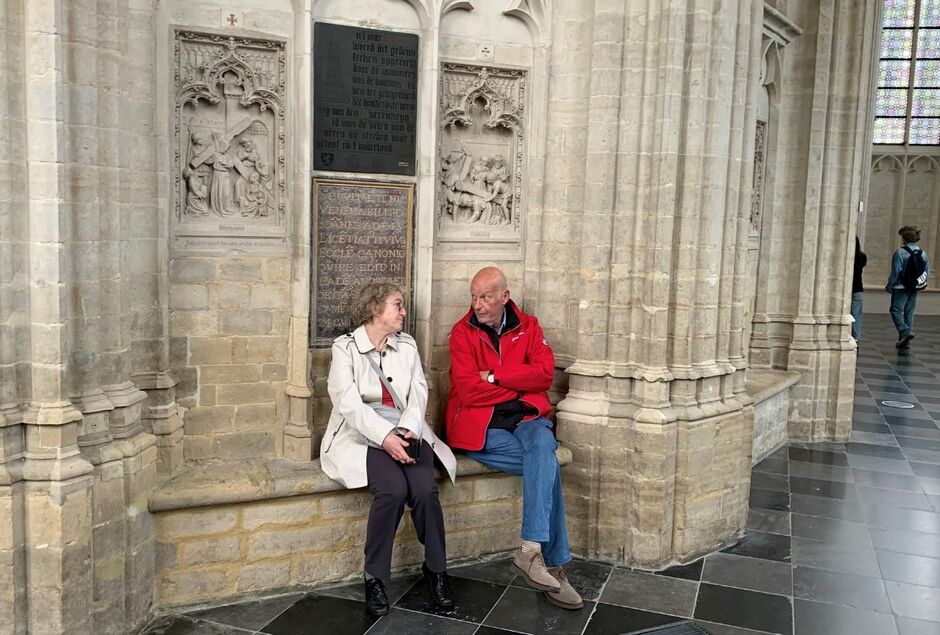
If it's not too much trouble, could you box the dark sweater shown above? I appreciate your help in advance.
[853,236,867,294]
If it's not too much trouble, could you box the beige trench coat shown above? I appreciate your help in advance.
[319,326,457,489]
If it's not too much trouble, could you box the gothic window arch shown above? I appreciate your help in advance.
[875,0,940,145]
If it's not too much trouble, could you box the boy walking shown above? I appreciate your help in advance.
[886,225,929,348]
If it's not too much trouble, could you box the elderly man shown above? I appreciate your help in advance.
[445,267,582,610]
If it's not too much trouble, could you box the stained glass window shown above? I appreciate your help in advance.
[875,0,940,145]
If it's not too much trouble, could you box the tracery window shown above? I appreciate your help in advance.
[875,0,940,144]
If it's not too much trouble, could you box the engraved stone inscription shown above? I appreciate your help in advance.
[173,30,287,254]
[312,180,413,346]
[313,23,418,175]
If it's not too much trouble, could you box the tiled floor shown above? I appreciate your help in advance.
[148,315,940,635]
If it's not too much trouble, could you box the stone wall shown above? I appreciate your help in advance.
[154,469,522,607]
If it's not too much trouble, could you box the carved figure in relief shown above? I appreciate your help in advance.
[440,147,511,226]
[234,138,274,217]
[183,129,212,217]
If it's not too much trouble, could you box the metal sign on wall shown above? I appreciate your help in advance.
[313,22,418,175]
[311,179,414,347]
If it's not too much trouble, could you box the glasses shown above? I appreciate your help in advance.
[386,300,406,312]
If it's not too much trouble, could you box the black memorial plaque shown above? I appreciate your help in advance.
[314,23,418,175]
[312,179,413,346]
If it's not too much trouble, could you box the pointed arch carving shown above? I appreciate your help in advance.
[503,0,550,45]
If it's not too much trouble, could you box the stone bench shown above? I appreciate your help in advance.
[149,448,572,607]
[746,369,800,464]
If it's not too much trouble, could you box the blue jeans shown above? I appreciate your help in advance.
[466,418,571,567]
[851,292,863,340]
[889,289,918,339]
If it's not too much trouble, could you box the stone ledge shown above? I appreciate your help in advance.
[149,447,573,512]
[746,369,801,403]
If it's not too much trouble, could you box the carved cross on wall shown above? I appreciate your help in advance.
[227,13,238,27]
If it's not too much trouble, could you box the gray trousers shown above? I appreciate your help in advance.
[365,440,446,582]
[851,292,863,340]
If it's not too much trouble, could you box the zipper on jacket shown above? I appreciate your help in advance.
[324,420,345,453]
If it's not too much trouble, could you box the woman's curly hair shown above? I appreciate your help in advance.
[351,282,404,327]
[899,225,922,243]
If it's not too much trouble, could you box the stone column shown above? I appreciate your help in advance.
[551,0,763,567]
[22,2,96,632]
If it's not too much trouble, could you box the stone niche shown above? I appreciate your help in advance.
[436,63,527,260]
[173,30,288,254]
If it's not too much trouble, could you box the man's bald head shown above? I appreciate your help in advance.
[470,267,511,329]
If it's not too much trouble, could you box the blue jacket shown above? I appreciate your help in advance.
[886,242,929,291]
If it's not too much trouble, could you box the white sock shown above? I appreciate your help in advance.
[521,540,541,553]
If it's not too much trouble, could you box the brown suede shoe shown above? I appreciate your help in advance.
[512,548,561,592]
[543,566,584,610]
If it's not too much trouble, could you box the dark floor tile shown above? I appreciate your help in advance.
[845,442,908,460]
[790,513,871,547]
[912,462,940,480]
[885,416,939,429]
[896,615,940,635]
[789,476,857,500]
[600,568,698,617]
[746,508,790,535]
[858,486,935,511]
[847,454,917,475]
[318,576,419,605]
[749,488,790,511]
[483,587,593,635]
[788,447,848,466]
[892,425,940,440]
[851,431,901,447]
[145,617,255,635]
[701,552,791,596]
[720,531,790,563]
[750,471,790,493]
[852,468,923,492]
[863,504,940,534]
[870,526,940,559]
[753,454,789,475]
[259,595,379,635]
[185,594,300,631]
[855,404,883,414]
[693,583,792,634]
[366,608,477,635]
[790,493,863,522]
[473,627,523,635]
[853,421,893,434]
[886,581,940,623]
[693,620,776,634]
[449,559,516,586]
[789,461,854,483]
[655,558,704,582]
[510,559,611,601]
[582,604,683,635]
[875,549,940,588]
[395,574,504,622]
[790,537,879,577]
[792,566,891,613]
[793,599,899,635]
[898,436,940,453]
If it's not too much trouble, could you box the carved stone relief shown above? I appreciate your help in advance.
[436,63,526,259]
[173,30,288,253]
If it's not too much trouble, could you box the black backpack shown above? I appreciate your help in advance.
[900,245,928,292]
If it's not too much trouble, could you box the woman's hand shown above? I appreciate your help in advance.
[382,430,416,464]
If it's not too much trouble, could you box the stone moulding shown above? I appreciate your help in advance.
[436,62,527,260]
[172,29,288,254]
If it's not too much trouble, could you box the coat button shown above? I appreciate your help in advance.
[387,377,393,382]
[381,352,386,357]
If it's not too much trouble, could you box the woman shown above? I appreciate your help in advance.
[320,283,457,616]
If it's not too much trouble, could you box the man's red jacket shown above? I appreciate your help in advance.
[445,300,555,451]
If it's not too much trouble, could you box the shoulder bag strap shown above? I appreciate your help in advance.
[361,350,407,411]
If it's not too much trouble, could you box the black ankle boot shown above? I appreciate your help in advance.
[364,577,389,616]
[423,563,455,611]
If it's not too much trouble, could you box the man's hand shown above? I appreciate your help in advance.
[479,370,490,381]
[382,430,416,464]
